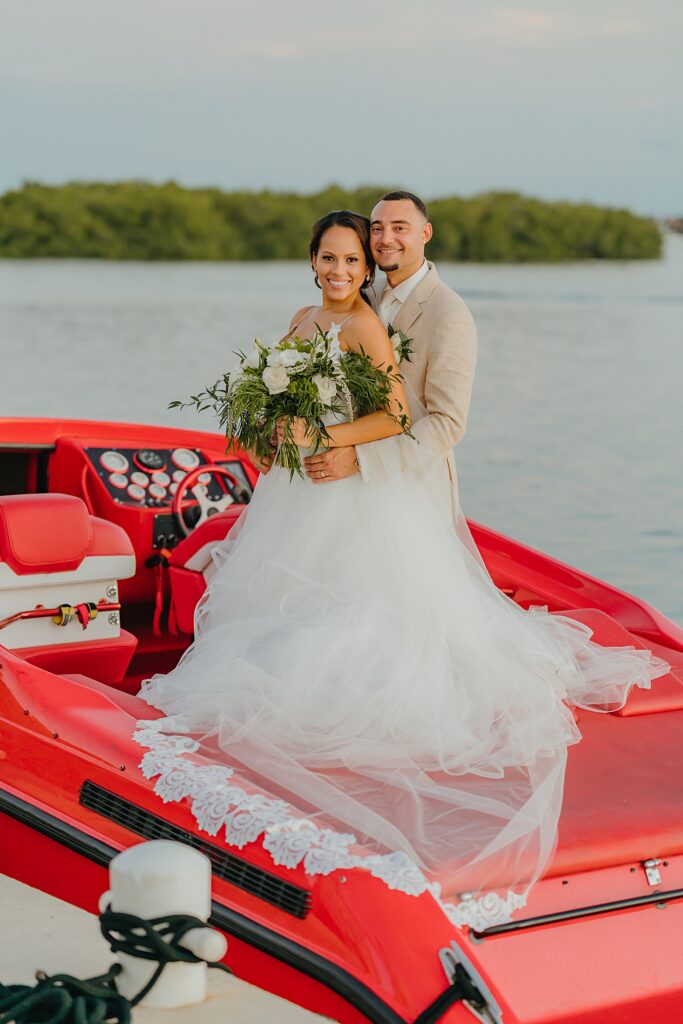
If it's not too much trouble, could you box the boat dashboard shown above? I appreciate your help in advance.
[87,445,252,509]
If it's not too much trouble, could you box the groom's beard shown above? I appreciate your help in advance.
[378,261,400,273]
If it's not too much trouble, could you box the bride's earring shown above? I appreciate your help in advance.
[313,269,321,289]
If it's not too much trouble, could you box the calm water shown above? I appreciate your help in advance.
[1,240,682,623]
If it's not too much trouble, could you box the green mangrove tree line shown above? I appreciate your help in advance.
[0,181,662,262]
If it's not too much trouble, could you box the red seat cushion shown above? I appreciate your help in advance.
[90,516,136,558]
[168,566,207,636]
[558,608,683,715]
[0,494,133,574]
[0,494,92,574]
[167,506,246,636]
[169,505,246,569]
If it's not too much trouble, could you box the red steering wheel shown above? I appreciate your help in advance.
[172,463,244,537]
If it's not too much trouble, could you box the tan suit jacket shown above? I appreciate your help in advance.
[356,261,477,520]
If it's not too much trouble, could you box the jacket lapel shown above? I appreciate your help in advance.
[393,262,440,334]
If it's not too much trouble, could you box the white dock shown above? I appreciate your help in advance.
[0,874,330,1023]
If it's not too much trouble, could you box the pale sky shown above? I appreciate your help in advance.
[1,0,681,215]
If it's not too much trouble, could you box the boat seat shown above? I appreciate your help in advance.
[168,505,247,635]
[0,494,137,683]
[558,608,683,715]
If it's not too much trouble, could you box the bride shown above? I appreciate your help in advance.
[135,209,669,928]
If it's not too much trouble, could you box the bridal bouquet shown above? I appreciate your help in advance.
[171,324,412,478]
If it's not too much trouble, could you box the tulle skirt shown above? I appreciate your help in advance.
[136,455,669,926]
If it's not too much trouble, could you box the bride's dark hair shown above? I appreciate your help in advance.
[309,210,375,305]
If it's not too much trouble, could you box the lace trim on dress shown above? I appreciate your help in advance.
[133,723,527,931]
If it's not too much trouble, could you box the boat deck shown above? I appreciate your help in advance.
[0,874,326,1023]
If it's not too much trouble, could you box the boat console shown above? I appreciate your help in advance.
[36,431,256,605]
[86,446,251,509]
[0,420,258,688]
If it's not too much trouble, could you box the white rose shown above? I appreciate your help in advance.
[262,364,290,394]
[243,349,261,369]
[279,349,307,369]
[266,350,285,367]
[312,373,337,406]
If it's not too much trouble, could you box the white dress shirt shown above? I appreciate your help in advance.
[378,260,430,327]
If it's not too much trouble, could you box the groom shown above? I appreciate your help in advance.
[303,190,477,521]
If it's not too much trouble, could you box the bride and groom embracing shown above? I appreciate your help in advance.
[257,189,476,532]
[135,191,667,927]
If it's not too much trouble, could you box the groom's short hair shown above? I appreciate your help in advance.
[378,190,428,221]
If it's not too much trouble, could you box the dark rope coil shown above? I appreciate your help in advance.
[0,908,231,1024]
[0,966,128,1024]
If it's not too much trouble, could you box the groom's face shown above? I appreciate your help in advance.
[370,200,433,281]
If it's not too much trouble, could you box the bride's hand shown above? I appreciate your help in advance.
[277,417,315,448]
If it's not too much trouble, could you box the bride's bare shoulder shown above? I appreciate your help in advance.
[339,305,389,358]
[343,304,388,349]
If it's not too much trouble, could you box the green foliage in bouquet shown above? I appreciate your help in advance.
[171,325,413,479]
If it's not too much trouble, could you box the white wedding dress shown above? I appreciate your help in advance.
[135,331,669,929]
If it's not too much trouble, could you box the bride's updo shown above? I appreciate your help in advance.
[309,210,376,304]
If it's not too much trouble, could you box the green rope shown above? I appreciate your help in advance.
[0,965,128,1024]
[0,909,231,1023]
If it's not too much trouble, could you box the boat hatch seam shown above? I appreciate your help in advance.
[473,887,683,939]
[79,781,311,920]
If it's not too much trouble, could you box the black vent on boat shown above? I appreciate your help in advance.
[80,781,311,919]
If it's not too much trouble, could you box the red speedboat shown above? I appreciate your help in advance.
[1,415,683,1024]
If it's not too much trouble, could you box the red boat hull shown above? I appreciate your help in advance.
[1,416,683,1023]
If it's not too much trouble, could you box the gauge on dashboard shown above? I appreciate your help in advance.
[100,451,129,474]
[151,471,171,487]
[172,469,186,483]
[198,472,211,485]
[171,448,200,471]
[148,483,167,500]
[169,482,179,495]
[135,449,166,471]
[108,473,128,490]
[127,483,146,501]
[130,471,149,488]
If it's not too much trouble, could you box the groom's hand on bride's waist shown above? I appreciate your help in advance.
[304,446,359,484]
